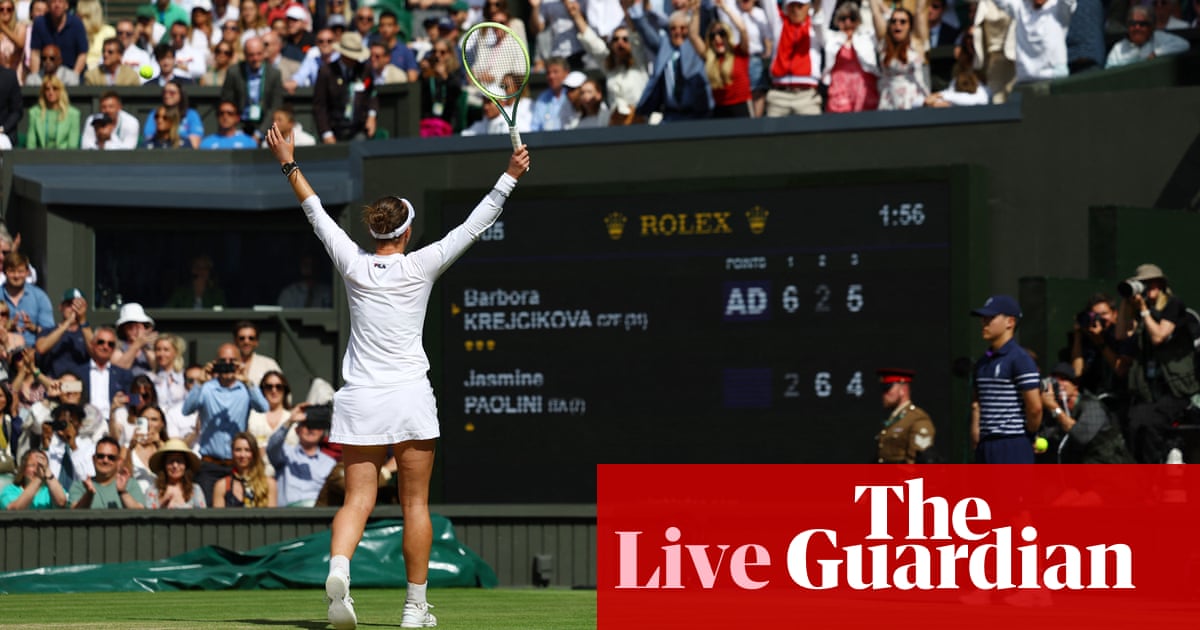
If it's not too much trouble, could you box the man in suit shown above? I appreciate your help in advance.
[220,36,284,140]
[72,326,134,422]
[928,0,960,47]
[0,65,21,149]
[632,5,713,121]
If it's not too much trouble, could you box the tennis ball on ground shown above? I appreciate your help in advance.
[139,65,153,79]
[1034,437,1049,453]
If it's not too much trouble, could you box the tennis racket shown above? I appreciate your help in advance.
[461,21,531,150]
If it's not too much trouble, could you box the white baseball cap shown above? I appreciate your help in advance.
[563,71,587,89]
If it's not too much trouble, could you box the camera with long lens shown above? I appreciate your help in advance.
[1118,279,1146,299]
[49,419,68,431]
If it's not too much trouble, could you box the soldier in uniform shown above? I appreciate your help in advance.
[876,368,936,463]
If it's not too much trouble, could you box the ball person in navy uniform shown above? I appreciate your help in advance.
[876,368,936,463]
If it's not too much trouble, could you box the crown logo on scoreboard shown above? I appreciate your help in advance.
[746,205,769,235]
[604,212,628,240]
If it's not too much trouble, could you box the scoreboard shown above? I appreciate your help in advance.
[433,170,975,503]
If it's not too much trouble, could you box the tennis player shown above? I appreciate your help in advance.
[266,124,531,629]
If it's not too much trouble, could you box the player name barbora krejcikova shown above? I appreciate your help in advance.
[613,478,1134,591]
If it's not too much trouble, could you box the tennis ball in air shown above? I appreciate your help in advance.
[139,65,153,79]
[1034,437,1049,453]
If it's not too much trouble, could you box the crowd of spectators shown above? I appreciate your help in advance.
[0,240,385,509]
[0,0,1188,146]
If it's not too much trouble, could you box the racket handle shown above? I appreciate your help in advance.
[509,126,523,151]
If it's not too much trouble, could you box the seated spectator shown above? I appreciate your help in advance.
[84,38,140,86]
[529,56,575,130]
[369,41,408,84]
[281,5,315,63]
[216,20,243,63]
[124,404,167,495]
[76,0,112,71]
[277,254,331,307]
[25,75,79,148]
[30,0,86,77]
[82,91,140,151]
[313,33,377,143]
[695,0,753,118]
[68,435,148,509]
[189,1,216,53]
[115,18,154,75]
[263,30,301,88]
[152,333,188,409]
[166,18,208,80]
[992,0,1075,84]
[871,0,931,110]
[924,32,989,105]
[0,450,67,510]
[212,431,276,507]
[764,0,821,116]
[1105,5,1190,68]
[1115,264,1198,463]
[1155,0,1189,30]
[574,7,649,120]
[35,288,92,378]
[203,40,237,86]
[142,106,192,149]
[112,303,157,376]
[634,4,714,121]
[238,0,270,45]
[221,36,285,139]
[290,27,339,89]
[74,326,134,422]
[142,82,204,148]
[151,43,195,85]
[928,0,960,46]
[166,253,225,309]
[145,438,207,509]
[572,77,611,128]
[821,1,880,114]
[460,85,532,136]
[1039,362,1134,463]
[200,100,258,149]
[267,407,336,507]
[417,41,462,137]
[26,43,77,87]
[264,104,316,147]
[485,0,532,58]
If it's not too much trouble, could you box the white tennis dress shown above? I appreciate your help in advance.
[301,173,518,445]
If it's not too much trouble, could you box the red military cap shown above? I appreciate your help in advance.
[877,368,915,384]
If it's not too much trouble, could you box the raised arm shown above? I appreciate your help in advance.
[914,0,930,46]
[869,0,887,41]
[689,0,706,54]
[265,125,316,203]
[717,0,750,55]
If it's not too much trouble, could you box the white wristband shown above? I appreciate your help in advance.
[1140,310,1151,318]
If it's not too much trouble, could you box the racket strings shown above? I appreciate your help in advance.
[464,27,529,99]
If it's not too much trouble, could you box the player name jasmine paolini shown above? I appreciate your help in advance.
[463,369,545,388]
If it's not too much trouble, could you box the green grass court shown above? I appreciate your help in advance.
[0,588,596,629]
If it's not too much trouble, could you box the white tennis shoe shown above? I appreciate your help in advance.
[400,601,437,628]
[326,571,358,630]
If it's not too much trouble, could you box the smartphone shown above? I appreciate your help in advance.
[129,393,142,407]
[135,416,149,436]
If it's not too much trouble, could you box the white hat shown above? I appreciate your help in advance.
[784,0,811,5]
[191,0,213,12]
[285,5,309,21]
[563,71,587,89]
[115,302,154,328]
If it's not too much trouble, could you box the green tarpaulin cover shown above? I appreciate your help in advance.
[0,517,497,594]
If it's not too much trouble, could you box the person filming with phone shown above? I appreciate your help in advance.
[182,342,268,504]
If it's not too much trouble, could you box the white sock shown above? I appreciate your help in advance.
[406,581,427,605]
[330,555,350,577]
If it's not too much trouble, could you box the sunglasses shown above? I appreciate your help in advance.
[317,38,335,43]
[186,377,202,385]
[261,383,286,391]
[237,334,257,340]
[611,35,629,42]
[1128,19,1152,27]
[889,18,910,25]
[219,109,239,116]
[216,48,232,55]
[43,56,60,61]
[117,29,134,35]
[0,7,13,13]
[96,339,117,348]
[223,24,239,30]
[94,453,120,462]
[0,310,8,316]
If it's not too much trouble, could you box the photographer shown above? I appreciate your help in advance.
[1039,363,1135,463]
[182,343,268,505]
[1115,264,1199,463]
[1069,293,1129,410]
[266,402,336,507]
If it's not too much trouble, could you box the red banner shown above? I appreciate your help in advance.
[598,465,1200,629]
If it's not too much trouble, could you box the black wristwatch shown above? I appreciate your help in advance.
[281,162,300,177]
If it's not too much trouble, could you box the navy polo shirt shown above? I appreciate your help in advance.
[974,338,1041,437]
[30,14,88,71]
